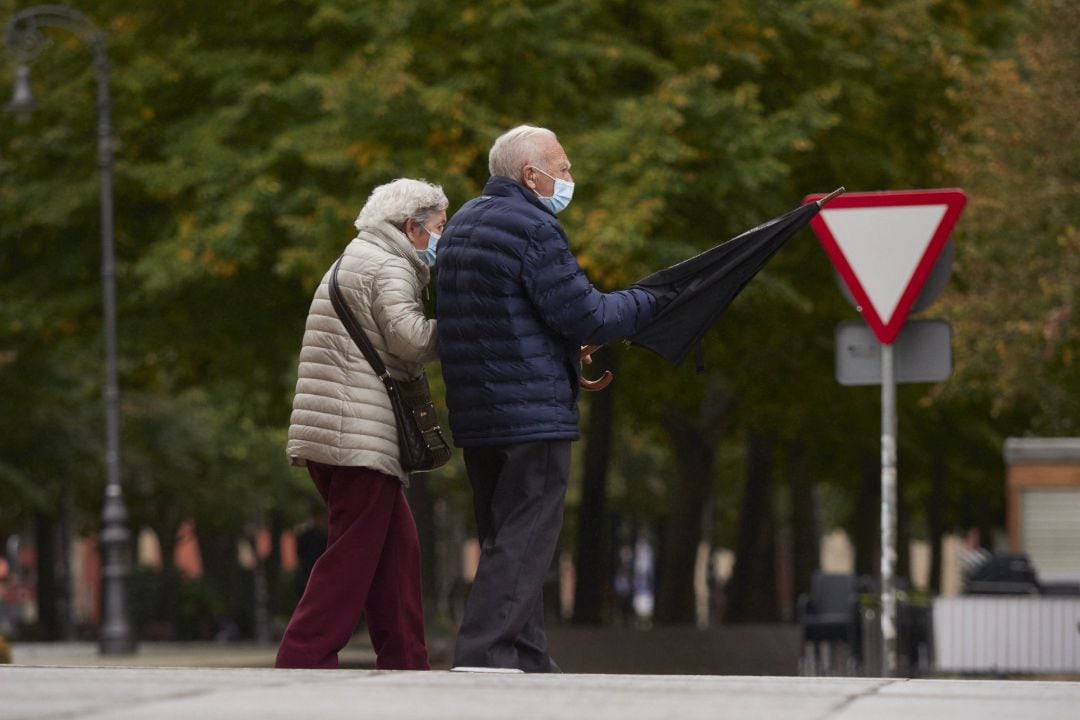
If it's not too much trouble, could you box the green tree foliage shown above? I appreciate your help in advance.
[0,0,1053,631]
[941,0,1080,435]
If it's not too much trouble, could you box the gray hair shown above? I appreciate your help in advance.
[488,125,558,178]
[354,178,449,231]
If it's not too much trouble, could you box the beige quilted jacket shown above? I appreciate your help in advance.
[286,220,438,483]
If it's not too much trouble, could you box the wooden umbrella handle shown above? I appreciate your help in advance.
[579,344,613,391]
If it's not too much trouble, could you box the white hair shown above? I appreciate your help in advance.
[488,125,558,178]
[354,178,448,231]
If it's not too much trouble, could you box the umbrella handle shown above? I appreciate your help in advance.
[580,344,613,392]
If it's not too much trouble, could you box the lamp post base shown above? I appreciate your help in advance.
[99,631,137,655]
[99,495,136,656]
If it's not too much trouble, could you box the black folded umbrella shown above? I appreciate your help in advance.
[625,187,845,371]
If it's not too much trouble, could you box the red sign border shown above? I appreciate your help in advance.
[803,189,967,344]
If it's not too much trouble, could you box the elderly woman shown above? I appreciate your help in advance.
[276,178,448,670]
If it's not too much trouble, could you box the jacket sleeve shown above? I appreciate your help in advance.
[522,223,655,346]
[370,260,438,366]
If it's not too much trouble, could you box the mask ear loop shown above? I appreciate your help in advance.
[405,219,427,248]
[525,165,544,193]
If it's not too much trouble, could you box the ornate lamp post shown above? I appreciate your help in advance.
[4,5,134,654]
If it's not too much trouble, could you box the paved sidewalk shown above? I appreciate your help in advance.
[4,625,792,674]
[2,665,1079,720]
[5,640,376,669]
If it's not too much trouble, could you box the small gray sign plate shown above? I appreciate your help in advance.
[835,319,952,386]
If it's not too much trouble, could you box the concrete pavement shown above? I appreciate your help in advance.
[4,638,1079,719]
[3,623,800,675]
[4,640,375,669]
[2,665,1080,720]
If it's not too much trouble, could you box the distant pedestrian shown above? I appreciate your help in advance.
[632,534,655,629]
[276,178,448,670]
[614,544,635,627]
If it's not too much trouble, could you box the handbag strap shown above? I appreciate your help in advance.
[328,257,396,392]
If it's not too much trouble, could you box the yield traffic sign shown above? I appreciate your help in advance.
[803,189,967,344]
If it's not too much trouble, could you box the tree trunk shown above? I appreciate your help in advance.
[152,520,181,640]
[35,512,59,640]
[724,431,779,623]
[57,479,74,640]
[405,475,438,623]
[572,350,616,625]
[928,451,945,594]
[266,510,284,619]
[656,384,732,624]
[787,440,819,603]
[250,521,272,646]
[853,452,880,579]
[199,529,243,638]
[655,427,713,624]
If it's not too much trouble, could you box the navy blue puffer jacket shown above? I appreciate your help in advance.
[436,176,655,447]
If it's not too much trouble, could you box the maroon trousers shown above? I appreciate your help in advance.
[275,462,429,670]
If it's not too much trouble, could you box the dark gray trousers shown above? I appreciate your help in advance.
[453,440,570,672]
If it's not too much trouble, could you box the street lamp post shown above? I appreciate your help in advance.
[4,4,134,654]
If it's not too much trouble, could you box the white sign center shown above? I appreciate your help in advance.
[819,204,948,325]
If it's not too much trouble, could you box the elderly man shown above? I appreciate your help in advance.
[436,125,656,672]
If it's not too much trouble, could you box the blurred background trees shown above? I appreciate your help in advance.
[1,0,1072,641]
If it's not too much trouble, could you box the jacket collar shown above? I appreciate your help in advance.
[483,175,555,217]
[355,220,430,284]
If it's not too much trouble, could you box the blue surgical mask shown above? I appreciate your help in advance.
[529,166,575,214]
[417,228,440,267]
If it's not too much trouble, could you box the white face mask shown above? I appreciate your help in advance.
[529,165,575,214]
[417,227,440,267]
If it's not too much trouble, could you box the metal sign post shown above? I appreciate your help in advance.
[880,343,898,676]
[807,188,967,678]
[835,318,951,676]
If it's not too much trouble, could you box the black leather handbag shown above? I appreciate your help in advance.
[328,257,451,473]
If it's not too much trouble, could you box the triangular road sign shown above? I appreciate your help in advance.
[803,189,967,344]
